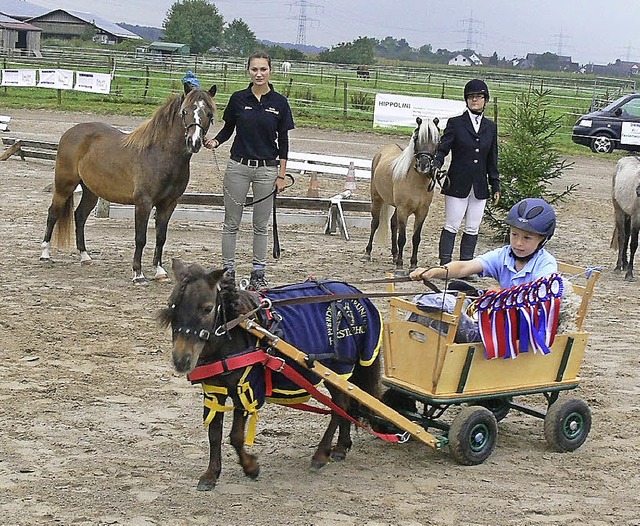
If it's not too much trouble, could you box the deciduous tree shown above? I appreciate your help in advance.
[163,0,224,55]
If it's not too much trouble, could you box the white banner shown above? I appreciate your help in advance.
[373,93,466,129]
[38,69,74,90]
[621,121,640,146]
[1,69,37,87]
[74,72,111,94]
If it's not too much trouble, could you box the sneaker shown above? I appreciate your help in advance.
[247,269,268,291]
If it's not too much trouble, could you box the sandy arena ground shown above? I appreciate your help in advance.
[0,109,639,526]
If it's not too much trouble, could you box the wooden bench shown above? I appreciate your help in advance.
[287,151,372,180]
[0,137,57,161]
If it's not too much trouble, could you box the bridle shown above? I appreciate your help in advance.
[180,96,214,139]
[412,129,439,191]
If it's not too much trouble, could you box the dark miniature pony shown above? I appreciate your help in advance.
[365,116,441,271]
[40,84,217,284]
[158,259,382,491]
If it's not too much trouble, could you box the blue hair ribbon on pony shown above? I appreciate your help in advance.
[182,70,200,88]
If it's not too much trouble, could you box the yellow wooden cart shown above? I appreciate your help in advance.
[379,262,600,464]
[242,263,600,465]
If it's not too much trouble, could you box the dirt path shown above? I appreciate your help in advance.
[1,110,639,526]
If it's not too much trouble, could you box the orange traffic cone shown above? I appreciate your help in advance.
[344,161,357,193]
[307,173,320,198]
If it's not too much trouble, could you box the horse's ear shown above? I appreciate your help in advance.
[433,117,439,127]
[172,258,187,280]
[183,83,193,95]
[204,268,226,289]
[416,116,422,126]
[208,85,217,97]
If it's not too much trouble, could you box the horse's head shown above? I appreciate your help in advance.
[181,85,217,154]
[412,116,441,183]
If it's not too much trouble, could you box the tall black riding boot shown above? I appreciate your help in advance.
[438,228,456,266]
[459,233,478,261]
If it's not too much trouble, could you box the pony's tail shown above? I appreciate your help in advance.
[52,194,74,248]
[611,224,619,250]
[373,203,392,246]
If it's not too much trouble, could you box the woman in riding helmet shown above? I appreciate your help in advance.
[433,78,501,268]
[410,198,557,290]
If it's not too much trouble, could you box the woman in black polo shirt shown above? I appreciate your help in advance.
[205,51,295,290]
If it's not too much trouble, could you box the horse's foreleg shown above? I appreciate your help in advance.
[198,408,224,491]
[152,202,178,282]
[395,213,409,270]
[410,215,427,270]
[132,203,153,284]
[229,409,260,480]
[312,414,339,470]
[614,208,629,271]
[74,185,99,265]
[390,209,399,262]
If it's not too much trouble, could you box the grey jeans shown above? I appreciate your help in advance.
[222,159,278,270]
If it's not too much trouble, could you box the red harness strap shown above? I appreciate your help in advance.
[187,349,400,443]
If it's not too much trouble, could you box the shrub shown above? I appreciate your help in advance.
[487,87,577,239]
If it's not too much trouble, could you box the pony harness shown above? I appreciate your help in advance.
[188,279,383,442]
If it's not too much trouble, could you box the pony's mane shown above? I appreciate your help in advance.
[123,93,183,151]
[390,119,440,180]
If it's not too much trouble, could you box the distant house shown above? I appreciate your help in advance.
[448,52,483,67]
[145,41,190,56]
[0,13,41,55]
[27,9,141,44]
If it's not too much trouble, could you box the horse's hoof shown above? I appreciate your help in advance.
[132,277,149,286]
[154,274,171,283]
[329,450,347,462]
[196,479,216,491]
[81,260,93,266]
[624,274,635,282]
[39,257,51,263]
[245,465,260,480]
[310,459,328,471]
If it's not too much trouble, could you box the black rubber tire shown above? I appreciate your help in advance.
[544,397,592,452]
[476,397,511,422]
[590,133,615,154]
[448,406,497,465]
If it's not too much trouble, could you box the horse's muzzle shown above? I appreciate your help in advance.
[172,339,205,373]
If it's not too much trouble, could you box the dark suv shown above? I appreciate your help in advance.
[572,93,640,154]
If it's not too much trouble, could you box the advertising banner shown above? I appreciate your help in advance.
[38,69,74,90]
[621,121,640,146]
[1,69,37,87]
[373,93,466,129]
[74,72,111,94]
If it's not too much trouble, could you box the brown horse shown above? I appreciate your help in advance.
[365,116,441,271]
[159,259,382,490]
[40,84,217,284]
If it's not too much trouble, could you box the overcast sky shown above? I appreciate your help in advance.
[28,0,640,65]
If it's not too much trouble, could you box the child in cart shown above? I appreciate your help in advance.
[410,198,557,289]
[408,198,559,346]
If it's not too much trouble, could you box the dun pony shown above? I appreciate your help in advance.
[40,84,217,284]
[365,116,441,271]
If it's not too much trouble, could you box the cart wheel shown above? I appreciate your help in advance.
[448,406,497,465]
[477,397,511,422]
[544,397,592,452]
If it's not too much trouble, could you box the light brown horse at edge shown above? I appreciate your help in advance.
[365,116,441,272]
[40,83,217,284]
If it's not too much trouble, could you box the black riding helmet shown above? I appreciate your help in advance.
[464,79,490,100]
[505,198,556,239]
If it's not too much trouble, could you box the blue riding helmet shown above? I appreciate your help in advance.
[505,198,556,239]
[182,70,200,88]
[464,79,490,100]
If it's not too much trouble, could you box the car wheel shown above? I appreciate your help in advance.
[590,133,615,154]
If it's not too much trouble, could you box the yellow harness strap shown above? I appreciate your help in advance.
[201,365,261,446]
